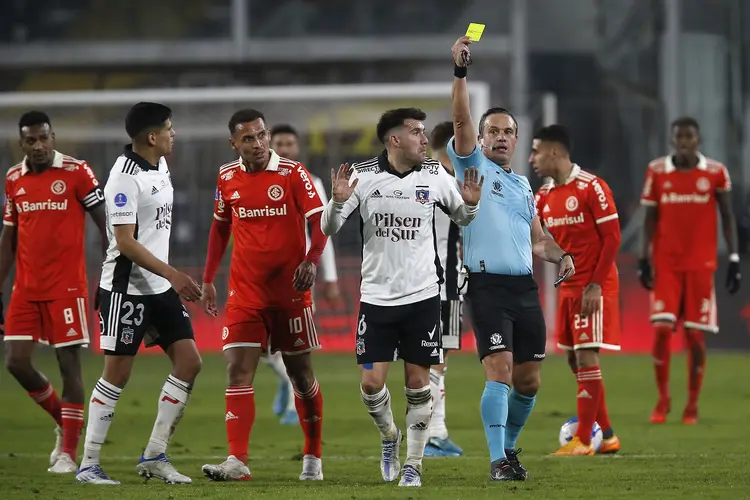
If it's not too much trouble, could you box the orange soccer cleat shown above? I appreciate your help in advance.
[597,435,621,454]
[682,404,699,425]
[551,437,595,456]
[650,398,671,424]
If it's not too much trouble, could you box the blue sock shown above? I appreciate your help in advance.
[480,381,510,462]
[504,388,536,449]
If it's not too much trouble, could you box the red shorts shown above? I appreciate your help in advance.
[556,292,621,351]
[222,304,320,355]
[4,296,90,348]
[651,269,717,333]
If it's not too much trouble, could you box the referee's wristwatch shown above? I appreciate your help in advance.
[559,253,574,264]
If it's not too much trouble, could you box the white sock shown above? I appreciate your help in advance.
[429,367,448,439]
[80,378,121,468]
[285,379,296,412]
[266,351,290,382]
[143,375,192,459]
[405,385,433,467]
[360,385,397,440]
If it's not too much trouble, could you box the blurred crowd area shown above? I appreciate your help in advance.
[2,0,750,288]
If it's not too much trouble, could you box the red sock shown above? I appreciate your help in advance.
[294,379,323,458]
[225,385,255,464]
[575,366,603,446]
[652,326,672,401]
[28,381,62,426]
[596,380,613,434]
[685,329,706,407]
[61,403,85,460]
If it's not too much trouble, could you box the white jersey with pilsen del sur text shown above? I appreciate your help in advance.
[99,145,174,296]
[321,150,479,307]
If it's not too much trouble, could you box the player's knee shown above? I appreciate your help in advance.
[574,349,599,369]
[482,352,512,385]
[360,375,386,395]
[227,361,254,386]
[288,369,315,394]
[4,350,32,377]
[511,364,541,396]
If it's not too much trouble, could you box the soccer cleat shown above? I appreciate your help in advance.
[551,436,595,456]
[202,455,252,481]
[489,459,516,481]
[397,463,422,487]
[48,453,77,474]
[50,425,63,466]
[505,448,528,480]
[136,453,192,484]
[682,405,699,425]
[273,379,290,416]
[650,397,671,424]
[76,464,120,485]
[380,428,402,482]
[424,436,463,457]
[299,454,323,480]
[598,436,621,454]
[280,408,299,426]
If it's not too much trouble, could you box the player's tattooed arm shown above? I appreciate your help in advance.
[0,225,16,288]
[87,204,108,258]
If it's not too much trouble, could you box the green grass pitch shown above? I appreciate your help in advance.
[1,351,749,499]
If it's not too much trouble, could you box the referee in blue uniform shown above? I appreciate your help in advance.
[447,36,576,481]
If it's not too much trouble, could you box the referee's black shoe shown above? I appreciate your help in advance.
[505,448,528,480]
[489,459,516,481]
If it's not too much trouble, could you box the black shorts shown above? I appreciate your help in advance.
[441,299,463,350]
[97,288,195,356]
[466,273,546,363]
[355,295,443,366]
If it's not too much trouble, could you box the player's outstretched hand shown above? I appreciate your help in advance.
[726,258,741,295]
[452,36,473,67]
[581,283,602,318]
[555,254,576,287]
[323,281,341,307]
[293,261,317,292]
[331,163,358,203]
[457,166,484,206]
[637,258,653,290]
[201,282,219,317]
[169,270,202,302]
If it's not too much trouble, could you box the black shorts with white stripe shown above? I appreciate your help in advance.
[440,299,463,350]
[97,287,194,356]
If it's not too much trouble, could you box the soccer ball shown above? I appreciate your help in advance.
[558,417,603,452]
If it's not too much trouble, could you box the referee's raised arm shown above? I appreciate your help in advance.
[451,36,476,157]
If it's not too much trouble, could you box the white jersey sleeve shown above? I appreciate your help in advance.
[105,172,140,225]
[312,174,338,282]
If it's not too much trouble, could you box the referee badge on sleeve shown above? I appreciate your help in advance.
[457,265,469,295]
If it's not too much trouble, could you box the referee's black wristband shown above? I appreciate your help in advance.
[454,64,467,78]
[560,252,574,264]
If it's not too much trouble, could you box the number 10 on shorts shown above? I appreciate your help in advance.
[289,316,303,334]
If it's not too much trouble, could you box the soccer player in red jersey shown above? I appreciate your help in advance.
[530,125,622,456]
[638,117,741,425]
[201,109,327,481]
[0,111,107,473]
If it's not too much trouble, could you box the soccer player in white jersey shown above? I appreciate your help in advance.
[321,108,483,487]
[424,121,464,457]
[76,102,203,485]
[268,124,341,425]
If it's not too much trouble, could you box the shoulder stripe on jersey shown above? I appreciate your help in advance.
[278,158,298,168]
[219,160,240,172]
[7,164,22,176]
[62,155,84,165]
[354,157,379,170]
[121,158,140,176]
[576,172,595,182]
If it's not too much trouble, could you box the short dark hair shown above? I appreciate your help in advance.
[229,109,266,134]
[125,102,172,139]
[376,107,427,144]
[430,121,454,151]
[18,111,51,133]
[479,107,518,136]
[533,124,573,153]
[671,116,700,132]
[270,124,298,138]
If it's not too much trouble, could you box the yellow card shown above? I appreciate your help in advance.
[466,23,485,42]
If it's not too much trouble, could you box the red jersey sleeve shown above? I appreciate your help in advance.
[587,177,621,287]
[291,163,324,219]
[534,189,548,227]
[3,172,18,227]
[76,162,105,211]
[213,174,230,223]
[588,177,619,225]
[640,166,659,207]
[715,164,732,192]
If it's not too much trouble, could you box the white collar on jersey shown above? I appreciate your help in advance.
[22,150,63,175]
[239,149,281,172]
[555,163,581,186]
[664,152,707,173]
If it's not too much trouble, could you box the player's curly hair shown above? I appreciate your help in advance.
[376,107,427,144]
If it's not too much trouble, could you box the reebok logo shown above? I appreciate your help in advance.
[370,190,382,198]
[151,186,159,195]
[225,411,239,421]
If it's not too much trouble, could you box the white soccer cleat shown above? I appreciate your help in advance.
[201,455,252,481]
[299,454,323,480]
[48,453,77,474]
[398,463,422,487]
[380,428,402,482]
[50,426,62,466]
[136,453,192,484]
[76,464,120,485]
